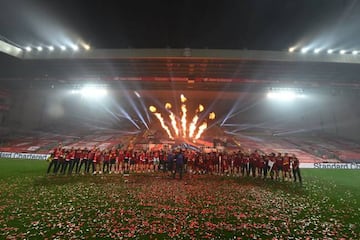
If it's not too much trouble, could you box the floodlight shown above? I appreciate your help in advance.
[70,89,80,94]
[48,46,54,51]
[340,50,346,54]
[72,45,79,51]
[288,47,295,53]
[80,85,107,98]
[267,88,306,101]
[301,48,309,53]
[327,49,333,54]
[60,45,66,51]
[314,48,321,54]
[83,44,90,50]
[352,50,358,55]
[25,46,32,52]
[37,46,43,51]
[267,92,275,98]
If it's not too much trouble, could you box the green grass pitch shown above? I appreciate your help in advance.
[0,158,359,239]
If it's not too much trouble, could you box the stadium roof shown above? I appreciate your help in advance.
[1,47,360,92]
[1,1,360,92]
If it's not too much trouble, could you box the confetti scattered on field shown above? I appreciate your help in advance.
[0,169,359,239]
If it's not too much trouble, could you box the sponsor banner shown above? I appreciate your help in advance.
[0,152,50,160]
[301,162,360,170]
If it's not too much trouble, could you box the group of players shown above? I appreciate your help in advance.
[46,143,302,183]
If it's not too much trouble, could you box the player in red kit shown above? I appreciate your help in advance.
[275,153,283,180]
[86,147,96,174]
[71,148,82,174]
[78,148,88,174]
[291,154,302,184]
[109,147,117,174]
[103,149,110,173]
[117,149,124,174]
[282,153,291,181]
[124,149,131,174]
[93,148,102,174]
[47,144,62,175]
[60,149,71,175]
[153,150,160,172]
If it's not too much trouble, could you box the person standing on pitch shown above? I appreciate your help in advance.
[47,144,62,175]
[173,150,185,180]
[291,154,302,184]
[166,150,174,174]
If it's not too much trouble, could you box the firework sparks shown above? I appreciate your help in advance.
[149,106,157,113]
[154,113,174,139]
[181,104,187,138]
[194,122,207,139]
[149,95,215,140]
[165,103,179,137]
[198,104,204,112]
[180,94,187,103]
[169,112,179,136]
[149,105,174,139]
[189,115,199,138]
[165,103,172,109]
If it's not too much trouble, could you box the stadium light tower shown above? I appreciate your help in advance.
[327,49,334,54]
[25,46,32,52]
[340,50,346,55]
[60,45,66,51]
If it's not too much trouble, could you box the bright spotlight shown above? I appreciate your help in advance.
[352,50,358,55]
[70,89,80,94]
[340,50,346,54]
[314,48,321,54]
[288,47,295,53]
[267,92,275,99]
[37,46,43,51]
[72,45,79,51]
[48,46,54,51]
[60,45,66,51]
[267,88,305,101]
[80,85,107,98]
[25,46,32,52]
[70,85,108,99]
[83,44,91,51]
[327,49,334,54]
[301,47,309,54]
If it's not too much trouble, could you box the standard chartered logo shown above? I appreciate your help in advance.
[314,163,360,170]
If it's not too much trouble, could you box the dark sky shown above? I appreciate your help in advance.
[0,0,359,50]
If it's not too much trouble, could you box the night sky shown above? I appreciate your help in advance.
[1,0,359,50]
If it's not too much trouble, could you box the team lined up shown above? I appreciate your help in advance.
[46,144,302,183]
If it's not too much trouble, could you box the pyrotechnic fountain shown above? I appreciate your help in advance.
[149,95,216,140]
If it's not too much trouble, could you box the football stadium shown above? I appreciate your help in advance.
[0,1,359,239]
